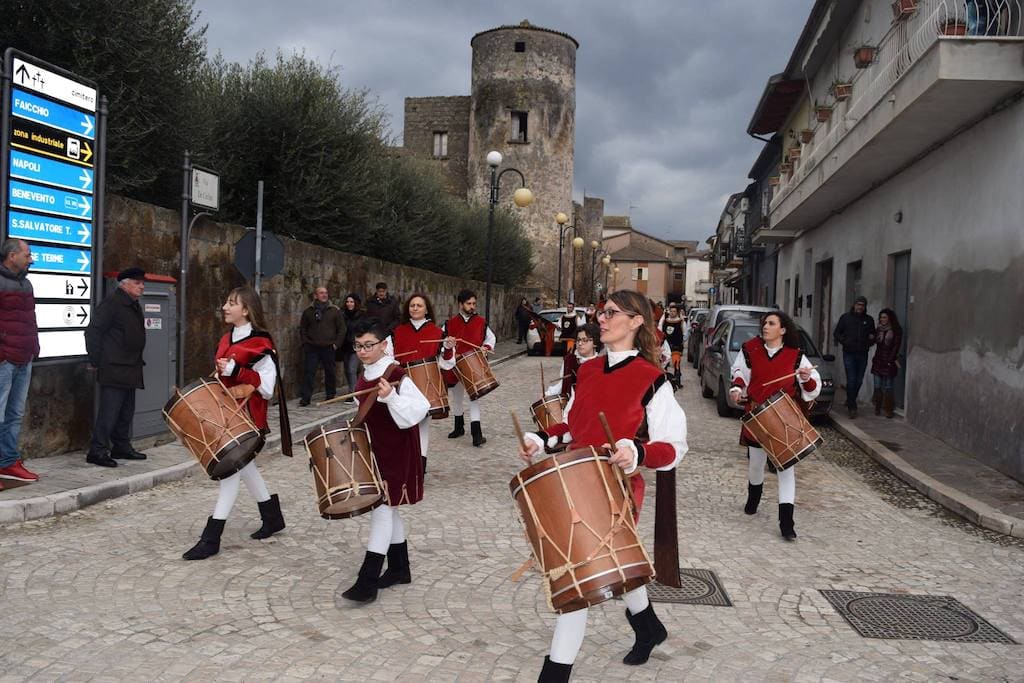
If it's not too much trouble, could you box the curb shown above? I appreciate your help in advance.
[830,414,1024,539]
[1,347,529,526]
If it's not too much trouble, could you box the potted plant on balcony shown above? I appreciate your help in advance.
[815,102,834,123]
[768,176,781,186]
[854,45,876,68]
[891,0,918,20]
[787,147,802,161]
[831,80,853,101]
[779,162,793,175]
[939,17,968,35]
[799,128,815,144]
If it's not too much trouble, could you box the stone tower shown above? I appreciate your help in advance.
[468,21,578,293]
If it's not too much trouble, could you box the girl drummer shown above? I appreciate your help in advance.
[728,310,820,540]
[389,292,456,474]
[342,318,431,603]
[183,286,291,561]
[519,289,688,681]
[545,322,602,399]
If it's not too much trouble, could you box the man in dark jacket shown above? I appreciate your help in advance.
[833,295,875,418]
[85,267,147,467]
[299,286,346,406]
[0,239,40,483]
[364,282,401,332]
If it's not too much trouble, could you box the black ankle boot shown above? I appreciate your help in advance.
[623,604,668,665]
[251,493,286,539]
[448,415,465,438]
[538,655,573,682]
[182,517,225,561]
[342,551,385,603]
[421,455,427,475]
[779,503,797,540]
[470,421,487,447]
[378,541,412,588]
[744,483,763,515]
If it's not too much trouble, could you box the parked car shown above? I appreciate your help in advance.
[686,311,709,364]
[525,309,575,356]
[696,304,778,371]
[700,318,836,418]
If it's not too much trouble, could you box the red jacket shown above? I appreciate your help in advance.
[0,265,39,365]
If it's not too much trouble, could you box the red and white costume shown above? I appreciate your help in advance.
[441,313,495,423]
[544,349,601,397]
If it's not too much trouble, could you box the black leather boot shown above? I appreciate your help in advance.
[251,494,286,539]
[538,656,573,682]
[744,482,763,515]
[623,603,668,665]
[447,415,465,439]
[341,551,385,603]
[883,390,895,418]
[471,421,487,447]
[182,517,225,561]
[872,388,882,415]
[378,541,411,588]
[779,503,797,541]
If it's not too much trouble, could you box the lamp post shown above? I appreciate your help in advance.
[598,253,611,298]
[610,265,620,293]
[485,150,533,325]
[588,240,602,303]
[555,212,577,306]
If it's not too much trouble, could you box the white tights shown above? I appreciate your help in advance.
[419,418,430,459]
[367,505,406,555]
[212,461,271,520]
[449,383,481,421]
[747,447,796,504]
[549,585,650,665]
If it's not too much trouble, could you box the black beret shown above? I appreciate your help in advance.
[117,267,145,281]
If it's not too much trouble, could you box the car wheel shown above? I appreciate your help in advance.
[701,373,714,398]
[716,379,732,417]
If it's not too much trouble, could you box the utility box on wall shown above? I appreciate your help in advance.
[103,274,177,439]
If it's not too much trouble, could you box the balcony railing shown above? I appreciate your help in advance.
[772,0,1023,210]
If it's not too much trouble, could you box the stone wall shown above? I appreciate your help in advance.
[403,96,471,197]
[22,194,535,458]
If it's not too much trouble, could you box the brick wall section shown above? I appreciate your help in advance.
[403,96,471,197]
[22,195,535,458]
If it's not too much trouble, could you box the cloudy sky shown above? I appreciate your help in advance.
[193,0,813,243]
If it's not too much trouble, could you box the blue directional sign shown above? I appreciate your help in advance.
[8,179,92,219]
[28,243,91,275]
[9,150,92,192]
[7,210,90,247]
[10,88,95,139]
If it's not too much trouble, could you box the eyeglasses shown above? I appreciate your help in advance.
[596,308,637,320]
[352,340,384,351]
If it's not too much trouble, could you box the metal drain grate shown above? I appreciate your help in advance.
[647,568,732,607]
[821,590,1016,644]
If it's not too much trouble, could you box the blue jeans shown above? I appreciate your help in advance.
[842,352,869,409]
[0,360,32,467]
[872,374,894,391]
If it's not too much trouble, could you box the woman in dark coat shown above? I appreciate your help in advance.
[514,297,533,344]
[339,293,365,401]
[870,308,903,418]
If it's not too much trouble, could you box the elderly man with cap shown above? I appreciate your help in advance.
[84,267,148,467]
[833,295,876,419]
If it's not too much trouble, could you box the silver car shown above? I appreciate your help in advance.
[699,319,836,418]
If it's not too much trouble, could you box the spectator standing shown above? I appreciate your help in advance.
[298,287,346,407]
[365,282,401,333]
[870,308,903,418]
[532,296,543,315]
[85,267,148,467]
[833,295,876,419]
[339,293,364,400]
[514,297,533,344]
[0,239,40,483]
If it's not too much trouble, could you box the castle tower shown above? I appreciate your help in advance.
[468,21,578,295]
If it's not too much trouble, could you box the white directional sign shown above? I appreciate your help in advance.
[35,302,91,328]
[38,330,88,358]
[27,272,91,299]
[12,57,97,111]
[191,166,219,211]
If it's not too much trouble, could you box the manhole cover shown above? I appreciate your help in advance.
[820,590,1016,643]
[647,568,732,607]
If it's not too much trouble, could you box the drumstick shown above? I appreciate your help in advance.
[317,381,401,406]
[511,411,528,451]
[393,350,417,359]
[761,365,818,387]
[419,338,494,354]
[539,362,546,400]
[598,412,616,448]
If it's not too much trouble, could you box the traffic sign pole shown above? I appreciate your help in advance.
[178,150,191,388]
[255,180,264,294]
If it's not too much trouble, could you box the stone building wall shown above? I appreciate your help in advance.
[402,96,471,197]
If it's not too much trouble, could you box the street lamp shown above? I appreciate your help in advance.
[555,212,578,306]
[589,240,602,303]
[570,234,585,303]
[610,265,620,293]
[485,150,533,324]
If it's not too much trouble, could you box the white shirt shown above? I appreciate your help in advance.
[362,356,431,429]
[729,342,822,403]
[221,323,277,400]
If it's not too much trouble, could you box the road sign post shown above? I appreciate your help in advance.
[2,49,102,363]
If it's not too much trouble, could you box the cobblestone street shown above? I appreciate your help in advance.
[2,356,1022,682]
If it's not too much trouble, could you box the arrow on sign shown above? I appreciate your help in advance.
[81,141,93,164]
[15,64,29,84]
[79,196,91,217]
[77,307,89,325]
[79,169,92,190]
[78,223,91,243]
[80,114,94,137]
[77,252,90,271]
[77,278,89,296]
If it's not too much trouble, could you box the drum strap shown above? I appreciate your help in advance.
[270,350,293,457]
[350,363,397,428]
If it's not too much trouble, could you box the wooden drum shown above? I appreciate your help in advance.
[509,447,654,613]
[454,348,499,400]
[163,378,264,480]
[405,358,449,419]
[304,422,384,519]
[742,390,823,471]
[531,395,567,435]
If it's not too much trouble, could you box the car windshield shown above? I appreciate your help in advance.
[540,312,562,323]
[718,309,766,324]
[730,325,759,352]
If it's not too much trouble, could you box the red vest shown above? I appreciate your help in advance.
[356,366,423,506]
[392,321,444,363]
[738,337,803,405]
[445,314,487,355]
[217,330,276,430]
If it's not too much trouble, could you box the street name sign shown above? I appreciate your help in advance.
[2,49,99,361]
[191,166,219,211]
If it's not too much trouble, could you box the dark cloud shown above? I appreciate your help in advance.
[193,0,813,242]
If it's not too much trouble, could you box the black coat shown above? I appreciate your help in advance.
[833,310,876,355]
[85,288,146,388]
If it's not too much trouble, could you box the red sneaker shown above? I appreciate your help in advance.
[0,460,39,482]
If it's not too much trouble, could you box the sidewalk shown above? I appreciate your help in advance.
[831,404,1024,538]
[0,341,527,525]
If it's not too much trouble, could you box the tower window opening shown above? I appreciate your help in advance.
[514,41,526,52]
[432,131,448,158]
[510,111,528,143]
